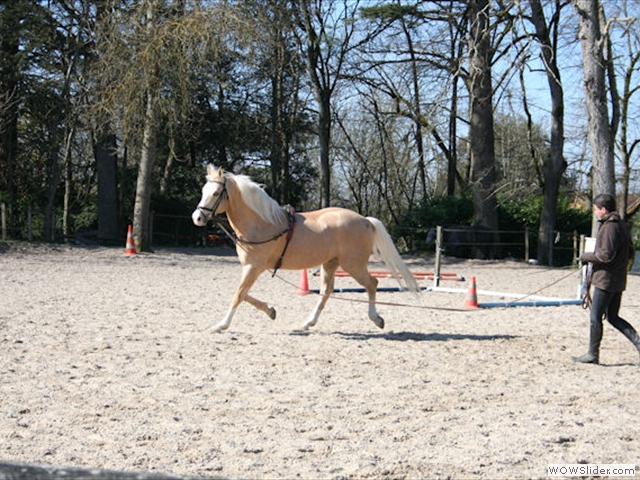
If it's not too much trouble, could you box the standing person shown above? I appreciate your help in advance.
[573,193,640,365]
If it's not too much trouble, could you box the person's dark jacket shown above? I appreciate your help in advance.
[580,211,634,292]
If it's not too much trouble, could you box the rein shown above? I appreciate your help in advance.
[273,265,583,313]
[214,208,295,277]
[271,271,471,313]
[214,220,292,247]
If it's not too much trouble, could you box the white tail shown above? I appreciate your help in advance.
[367,217,420,293]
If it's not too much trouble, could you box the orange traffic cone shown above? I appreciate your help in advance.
[125,225,137,255]
[295,269,310,295]
[463,275,479,309]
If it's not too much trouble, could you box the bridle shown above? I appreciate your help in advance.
[197,179,227,221]
[196,176,296,276]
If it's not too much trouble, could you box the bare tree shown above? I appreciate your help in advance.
[95,0,234,251]
[130,0,160,252]
[467,0,499,232]
[41,2,85,242]
[525,0,568,265]
[0,1,25,233]
[358,3,468,198]
[399,12,427,198]
[610,4,639,218]
[573,0,615,233]
[93,0,119,242]
[246,0,305,205]
[296,0,360,208]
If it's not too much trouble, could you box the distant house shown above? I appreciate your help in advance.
[627,194,640,218]
[568,194,640,217]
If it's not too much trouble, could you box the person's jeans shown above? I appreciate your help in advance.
[591,287,632,332]
[590,287,639,354]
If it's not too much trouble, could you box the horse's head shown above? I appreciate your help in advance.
[192,164,227,226]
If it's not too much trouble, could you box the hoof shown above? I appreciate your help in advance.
[372,316,384,329]
[212,323,230,333]
[268,307,276,320]
[302,320,317,331]
[302,317,317,330]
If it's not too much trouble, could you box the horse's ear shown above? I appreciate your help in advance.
[206,164,224,180]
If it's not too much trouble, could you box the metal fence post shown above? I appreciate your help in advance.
[434,225,443,287]
[1,203,6,241]
[28,205,32,242]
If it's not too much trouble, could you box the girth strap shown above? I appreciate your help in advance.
[272,205,296,277]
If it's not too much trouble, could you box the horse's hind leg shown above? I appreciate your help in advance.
[215,264,264,332]
[303,258,339,330]
[344,266,384,329]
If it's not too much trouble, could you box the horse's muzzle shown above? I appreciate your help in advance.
[192,209,207,227]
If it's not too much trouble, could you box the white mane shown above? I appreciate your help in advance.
[228,173,287,227]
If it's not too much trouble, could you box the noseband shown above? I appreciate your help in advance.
[197,179,226,220]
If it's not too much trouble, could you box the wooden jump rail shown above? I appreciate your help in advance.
[334,269,464,282]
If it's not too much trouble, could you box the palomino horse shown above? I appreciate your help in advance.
[192,164,419,332]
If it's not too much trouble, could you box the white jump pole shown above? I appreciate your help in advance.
[478,299,583,308]
[426,226,593,309]
[427,285,570,302]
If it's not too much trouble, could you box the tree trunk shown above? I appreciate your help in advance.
[94,0,120,242]
[159,148,173,195]
[133,90,157,252]
[132,0,159,252]
[44,132,62,242]
[0,102,18,232]
[401,18,427,199]
[318,89,331,208]
[0,2,22,234]
[467,0,499,236]
[298,0,332,209]
[96,126,119,242]
[529,0,566,266]
[448,75,459,196]
[269,23,287,204]
[614,6,638,220]
[574,0,615,234]
[62,125,75,237]
[618,52,639,219]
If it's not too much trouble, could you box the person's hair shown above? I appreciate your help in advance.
[593,193,616,212]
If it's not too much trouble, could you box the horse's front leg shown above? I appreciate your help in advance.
[215,264,264,332]
[245,294,276,320]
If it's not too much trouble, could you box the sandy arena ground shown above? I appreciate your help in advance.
[1,244,639,479]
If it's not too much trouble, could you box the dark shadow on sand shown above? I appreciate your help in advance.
[598,362,639,368]
[0,461,212,480]
[332,330,518,342]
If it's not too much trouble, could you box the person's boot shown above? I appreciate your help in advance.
[620,325,640,366]
[572,319,602,364]
[572,351,599,364]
